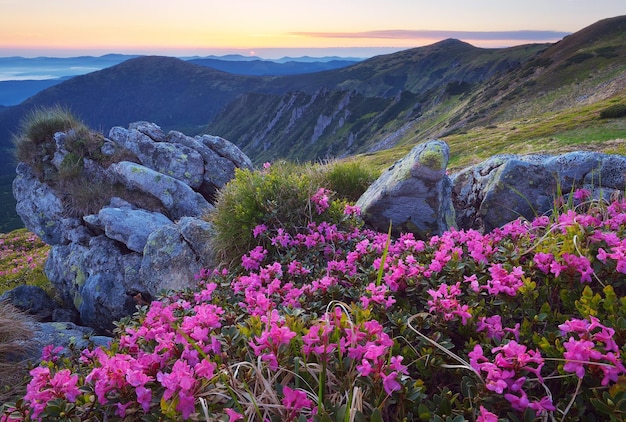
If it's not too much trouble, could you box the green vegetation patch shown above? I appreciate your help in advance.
[0,228,50,296]
[600,103,626,119]
[210,160,377,265]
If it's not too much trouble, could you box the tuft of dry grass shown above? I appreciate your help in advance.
[0,301,35,404]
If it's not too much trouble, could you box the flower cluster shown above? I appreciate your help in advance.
[469,341,552,413]
[3,191,626,421]
[559,316,626,385]
[311,187,331,215]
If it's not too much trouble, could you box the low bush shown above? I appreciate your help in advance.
[12,106,89,180]
[210,160,370,265]
[600,104,626,119]
[323,160,379,203]
[3,182,625,421]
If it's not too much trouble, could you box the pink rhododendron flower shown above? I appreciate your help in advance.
[225,408,244,421]
[283,386,313,411]
[311,188,331,214]
[573,188,591,201]
[252,224,268,238]
[427,282,472,324]
[344,204,361,216]
[382,371,402,394]
[477,405,498,422]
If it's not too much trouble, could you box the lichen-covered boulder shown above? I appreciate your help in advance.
[356,140,455,238]
[83,199,173,253]
[138,219,217,298]
[480,158,555,233]
[13,163,67,245]
[108,123,205,189]
[22,321,112,363]
[109,161,213,220]
[44,236,143,334]
[166,131,253,200]
[0,285,57,321]
[196,134,254,170]
[582,154,626,189]
[451,151,626,232]
[12,121,251,334]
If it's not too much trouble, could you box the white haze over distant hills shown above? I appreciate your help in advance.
[0,53,365,82]
[0,67,99,81]
[0,55,140,82]
[0,52,367,106]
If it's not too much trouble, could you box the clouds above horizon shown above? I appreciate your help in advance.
[290,29,571,42]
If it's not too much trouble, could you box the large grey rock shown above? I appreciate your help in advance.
[109,161,213,220]
[108,124,205,189]
[138,220,217,298]
[13,163,66,245]
[356,140,455,238]
[451,151,626,232]
[23,321,111,363]
[44,236,143,334]
[583,154,626,189]
[83,200,173,253]
[178,216,218,259]
[167,131,253,200]
[129,121,166,142]
[12,122,251,333]
[196,134,254,170]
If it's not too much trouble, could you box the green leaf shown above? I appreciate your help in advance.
[418,403,431,421]
[438,396,452,416]
[371,408,383,422]
[336,404,347,422]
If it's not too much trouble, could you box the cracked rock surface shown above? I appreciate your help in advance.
[13,122,251,334]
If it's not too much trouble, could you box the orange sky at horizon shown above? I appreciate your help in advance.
[1,0,624,58]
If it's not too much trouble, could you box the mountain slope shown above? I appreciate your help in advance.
[188,58,360,76]
[0,16,624,175]
[0,78,70,106]
[263,39,547,98]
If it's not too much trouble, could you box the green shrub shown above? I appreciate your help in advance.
[323,159,379,202]
[12,106,88,178]
[210,161,362,265]
[600,103,626,119]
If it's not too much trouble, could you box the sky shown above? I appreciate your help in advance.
[0,0,624,59]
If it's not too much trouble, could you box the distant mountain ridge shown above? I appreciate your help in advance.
[0,16,624,172]
[187,58,360,76]
[0,55,361,106]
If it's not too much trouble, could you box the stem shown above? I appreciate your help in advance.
[560,377,582,422]
[407,314,484,384]
[376,222,392,286]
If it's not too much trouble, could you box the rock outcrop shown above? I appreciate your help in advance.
[451,151,626,232]
[13,122,251,334]
[359,144,626,237]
